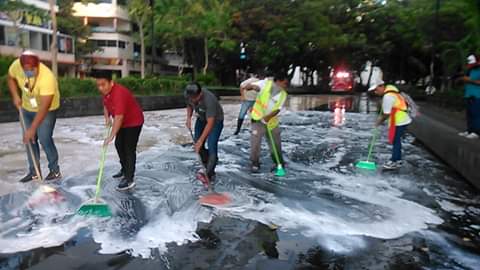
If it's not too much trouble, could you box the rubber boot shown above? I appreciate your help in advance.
[199,147,209,167]
[205,153,218,182]
[234,119,244,135]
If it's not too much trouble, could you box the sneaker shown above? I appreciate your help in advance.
[116,178,136,191]
[251,162,260,173]
[45,171,62,181]
[383,161,399,170]
[270,163,286,172]
[19,173,39,183]
[112,170,123,178]
[458,131,470,137]
[465,133,479,139]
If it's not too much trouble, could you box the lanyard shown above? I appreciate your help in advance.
[23,74,38,94]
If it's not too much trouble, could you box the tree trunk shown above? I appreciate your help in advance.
[203,37,208,75]
[49,0,58,77]
[139,21,145,79]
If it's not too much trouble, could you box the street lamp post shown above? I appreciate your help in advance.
[429,0,441,91]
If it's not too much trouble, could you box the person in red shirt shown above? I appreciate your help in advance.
[92,70,144,191]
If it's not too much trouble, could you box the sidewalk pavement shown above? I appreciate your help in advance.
[409,102,480,190]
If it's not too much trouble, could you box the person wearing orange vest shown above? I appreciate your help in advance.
[247,72,288,173]
[369,79,412,170]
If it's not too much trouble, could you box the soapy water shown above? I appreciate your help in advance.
[0,107,479,267]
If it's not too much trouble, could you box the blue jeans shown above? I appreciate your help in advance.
[194,119,223,177]
[465,97,480,133]
[22,109,60,174]
[238,101,255,120]
[391,125,407,162]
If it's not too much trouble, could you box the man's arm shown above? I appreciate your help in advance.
[245,84,261,92]
[23,95,53,143]
[263,110,280,123]
[104,114,124,145]
[375,113,389,127]
[239,86,246,101]
[195,116,215,153]
[7,75,22,109]
[463,76,480,85]
[186,105,193,130]
[104,106,112,126]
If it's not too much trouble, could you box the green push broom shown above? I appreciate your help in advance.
[266,126,286,177]
[355,127,379,171]
[77,127,112,217]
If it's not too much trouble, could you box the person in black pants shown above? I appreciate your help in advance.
[92,70,144,191]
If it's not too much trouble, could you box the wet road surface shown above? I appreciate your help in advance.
[0,94,479,270]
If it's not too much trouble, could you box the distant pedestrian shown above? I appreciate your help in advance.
[234,73,262,135]
[369,79,412,170]
[92,70,144,191]
[458,54,480,139]
[7,51,62,182]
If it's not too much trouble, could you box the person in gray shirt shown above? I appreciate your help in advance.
[185,82,224,184]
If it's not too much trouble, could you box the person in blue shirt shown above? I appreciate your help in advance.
[458,54,480,139]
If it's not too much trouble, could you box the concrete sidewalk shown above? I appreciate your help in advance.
[409,102,480,189]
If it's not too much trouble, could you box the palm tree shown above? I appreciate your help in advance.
[128,0,152,79]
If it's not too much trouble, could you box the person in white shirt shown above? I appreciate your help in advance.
[369,79,412,170]
[234,73,262,135]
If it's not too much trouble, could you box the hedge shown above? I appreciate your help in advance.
[0,75,188,99]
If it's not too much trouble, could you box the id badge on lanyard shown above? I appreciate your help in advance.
[23,78,38,109]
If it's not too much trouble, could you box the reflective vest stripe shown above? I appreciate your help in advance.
[250,80,287,129]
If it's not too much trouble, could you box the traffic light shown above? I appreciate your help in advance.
[240,42,247,60]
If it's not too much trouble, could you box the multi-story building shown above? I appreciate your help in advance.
[73,0,189,77]
[0,0,76,76]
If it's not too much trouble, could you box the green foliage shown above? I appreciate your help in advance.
[0,0,47,47]
[195,72,219,86]
[0,56,15,76]
[1,76,190,99]
[58,77,97,98]
[57,0,98,57]
[0,75,8,99]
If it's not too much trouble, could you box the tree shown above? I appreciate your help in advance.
[48,0,58,77]
[57,0,97,58]
[128,0,152,79]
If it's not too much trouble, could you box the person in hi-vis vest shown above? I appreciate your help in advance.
[369,78,412,170]
[246,72,288,173]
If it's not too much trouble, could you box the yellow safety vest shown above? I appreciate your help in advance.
[384,85,408,126]
[250,80,287,129]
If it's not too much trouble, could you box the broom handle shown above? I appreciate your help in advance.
[188,128,212,192]
[366,108,384,162]
[365,128,378,162]
[18,109,43,180]
[267,125,283,168]
[94,126,111,201]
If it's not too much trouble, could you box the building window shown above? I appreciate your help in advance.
[0,26,4,45]
[107,40,116,47]
[133,43,140,53]
[97,40,107,47]
[119,41,126,49]
[42,34,48,51]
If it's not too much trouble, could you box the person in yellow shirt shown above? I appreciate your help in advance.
[7,51,62,182]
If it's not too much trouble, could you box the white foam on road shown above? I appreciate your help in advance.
[0,106,476,264]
